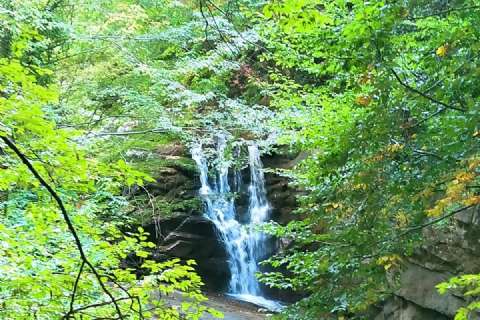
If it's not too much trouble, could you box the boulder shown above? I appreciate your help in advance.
[395,262,464,317]
[145,169,193,197]
[375,296,449,320]
[156,143,186,156]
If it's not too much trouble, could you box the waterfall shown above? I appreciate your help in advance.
[191,138,282,311]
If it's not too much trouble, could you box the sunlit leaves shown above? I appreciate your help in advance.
[437,274,480,320]
[427,158,480,217]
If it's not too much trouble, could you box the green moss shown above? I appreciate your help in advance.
[134,156,196,176]
[130,195,202,224]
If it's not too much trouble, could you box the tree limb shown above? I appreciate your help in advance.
[412,149,443,159]
[400,205,474,236]
[67,296,131,315]
[391,68,465,112]
[409,107,447,128]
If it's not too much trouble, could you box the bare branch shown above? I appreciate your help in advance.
[65,261,85,319]
[68,297,131,315]
[409,107,447,128]
[412,149,442,160]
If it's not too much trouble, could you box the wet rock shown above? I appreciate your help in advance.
[146,169,192,196]
[262,150,309,169]
[146,214,230,290]
[263,153,300,225]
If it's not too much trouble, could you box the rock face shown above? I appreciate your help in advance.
[376,296,450,320]
[262,150,303,225]
[146,214,230,290]
[375,206,480,319]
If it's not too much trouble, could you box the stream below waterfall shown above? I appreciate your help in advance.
[192,137,282,312]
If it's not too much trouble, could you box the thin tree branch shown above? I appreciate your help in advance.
[409,107,447,128]
[399,205,474,236]
[391,68,465,112]
[66,261,86,319]
[412,149,442,159]
[410,5,480,20]
[199,0,211,47]
[203,0,238,55]
[68,297,131,314]
[92,126,254,137]
[204,0,273,54]
[94,129,165,137]
[1,136,125,319]
[104,275,143,318]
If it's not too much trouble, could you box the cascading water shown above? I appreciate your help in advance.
[191,137,282,311]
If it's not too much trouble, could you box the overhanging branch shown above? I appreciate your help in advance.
[1,136,125,319]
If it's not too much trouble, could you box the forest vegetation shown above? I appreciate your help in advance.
[1,0,480,319]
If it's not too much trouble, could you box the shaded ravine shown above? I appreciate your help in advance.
[191,137,281,311]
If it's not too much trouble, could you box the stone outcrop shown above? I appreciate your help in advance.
[146,214,230,290]
[375,206,480,319]
[262,150,303,224]
[376,296,450,320]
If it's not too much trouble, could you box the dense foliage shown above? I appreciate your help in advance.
[257,0,480,319]
[0,1,221,319]
[2,0,480,319]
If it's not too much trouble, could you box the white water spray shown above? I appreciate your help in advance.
[191,138,282,311]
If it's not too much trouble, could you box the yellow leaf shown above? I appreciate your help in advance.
[464,196,480,206]
[355,95,372,106]
[456,172,474,183]
[468,158,480,170]
[395,211,408,227]
[386,143,404,153]
[436,44,449,57]
[353,183,367,190]
[377,255,402,271]
[426,206,442,217]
